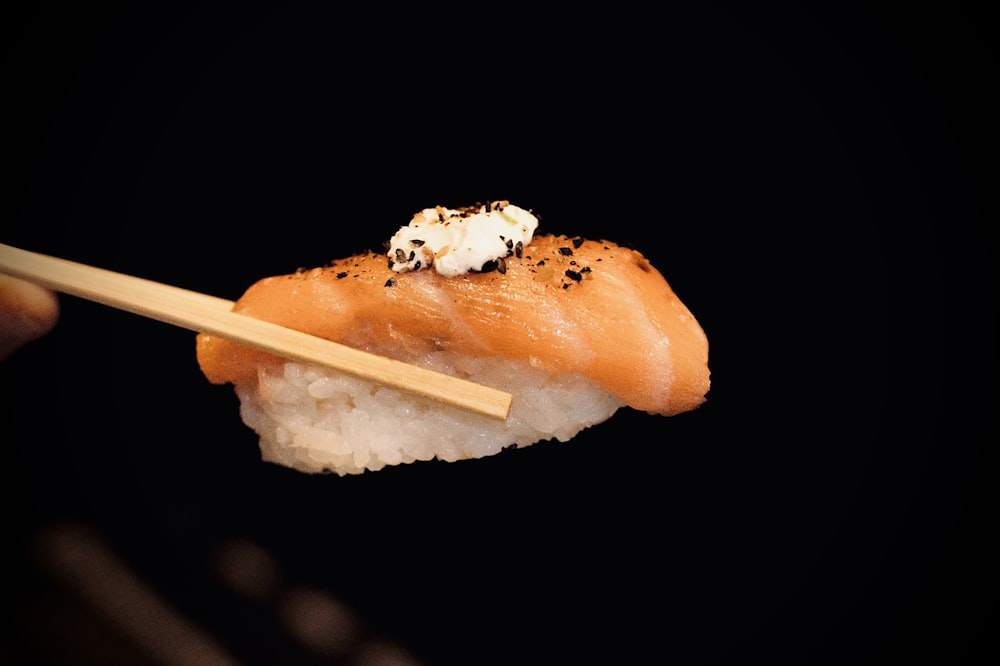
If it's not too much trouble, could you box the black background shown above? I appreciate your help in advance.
[2,2,997,664]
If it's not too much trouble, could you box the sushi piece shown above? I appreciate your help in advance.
[196,202,709,474]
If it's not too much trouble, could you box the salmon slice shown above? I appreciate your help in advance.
[196,234,710,416]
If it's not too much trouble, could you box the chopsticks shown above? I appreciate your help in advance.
[0,243,513,420]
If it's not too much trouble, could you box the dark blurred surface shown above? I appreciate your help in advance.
[2,2,996,664]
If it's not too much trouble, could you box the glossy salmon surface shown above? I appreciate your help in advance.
[196,235,710,416]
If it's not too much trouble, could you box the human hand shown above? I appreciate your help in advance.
[0,275,60,360]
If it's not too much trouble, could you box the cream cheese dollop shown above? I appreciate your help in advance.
[386,201,538,277]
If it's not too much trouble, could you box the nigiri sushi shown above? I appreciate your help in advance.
[196,202,709,474]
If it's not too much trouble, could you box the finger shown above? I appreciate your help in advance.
[0,275,60,359]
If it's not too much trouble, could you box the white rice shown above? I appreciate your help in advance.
[234,351,624,474]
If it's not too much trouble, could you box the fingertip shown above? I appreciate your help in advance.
[22,280,61,336]
[0,276,60,358]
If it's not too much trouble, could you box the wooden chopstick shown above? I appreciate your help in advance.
[0,243,512,420]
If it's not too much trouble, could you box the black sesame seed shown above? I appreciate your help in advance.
[479,259,498,274]
[384,278,396,287]
[410,239,425,247]
[565,269,583,282]
[572,237,585,249]
[395,249,407,263]
[336,271,348,279]
[559,247,573,256]
[515,241,523,258]
[497,256,507,274]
